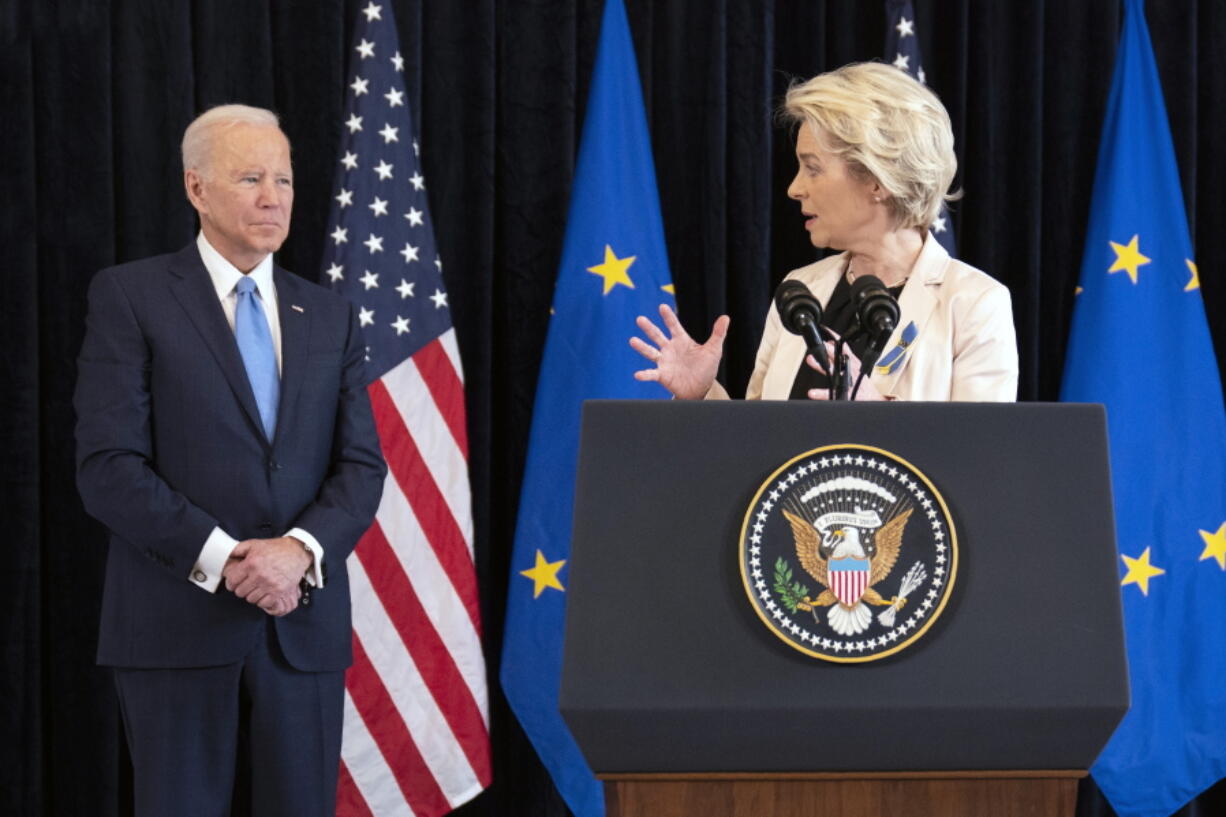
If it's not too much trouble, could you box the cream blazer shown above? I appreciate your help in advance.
[712,234,1019,401]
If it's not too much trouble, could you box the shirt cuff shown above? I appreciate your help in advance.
[286,527,325,588]
[191,527,240,593]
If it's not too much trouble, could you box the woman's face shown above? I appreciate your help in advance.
[787,123,881,251]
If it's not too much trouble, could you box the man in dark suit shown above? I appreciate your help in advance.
[74,104,386,817]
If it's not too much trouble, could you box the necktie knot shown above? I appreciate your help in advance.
[237,276,257,296]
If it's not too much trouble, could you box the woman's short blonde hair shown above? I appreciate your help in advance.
[182,104,282,179]
[781,62,959,230]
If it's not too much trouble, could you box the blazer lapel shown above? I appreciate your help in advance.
[871,235,947,396]
[808,257,844,314]
[168,245,269,447]
[272,267,310,449]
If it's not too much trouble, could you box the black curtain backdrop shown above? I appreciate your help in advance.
[3,1,1224,816]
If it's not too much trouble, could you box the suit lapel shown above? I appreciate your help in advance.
[273,267,310,449]
[168,245,269,448]
[871,234,947,396]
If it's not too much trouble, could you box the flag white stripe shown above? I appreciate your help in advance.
[439,328,465,385]
[374,470,489,719]
[349,557,482,802]
[341,691,417,817]
[440,778,486,812]
[381,355,475,550]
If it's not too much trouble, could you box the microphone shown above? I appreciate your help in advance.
[849,274,900,348]
[774,280,830,374]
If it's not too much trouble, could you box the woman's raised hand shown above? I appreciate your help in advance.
[630,304,730,400]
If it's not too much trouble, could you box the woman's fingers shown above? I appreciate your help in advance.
[629,335,660,362]
[631,307,729,398]
[806,353,832,401]
[635,314,670,346]
[707,315,731,348]
[658,303,688,338]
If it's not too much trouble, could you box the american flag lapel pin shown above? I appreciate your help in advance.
[291,304,305,313]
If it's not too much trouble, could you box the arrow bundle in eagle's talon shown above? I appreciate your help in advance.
[879,562,927,627]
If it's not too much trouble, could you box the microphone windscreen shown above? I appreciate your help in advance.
[849,274,888,305]
[774,280,822,335]
[850,274,899,340]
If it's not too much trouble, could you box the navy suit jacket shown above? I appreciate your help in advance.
[75,243,386,672]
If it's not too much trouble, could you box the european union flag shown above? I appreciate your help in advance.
[1060,2,1226,816]
[499,1,675,814]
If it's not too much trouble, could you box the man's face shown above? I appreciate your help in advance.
[185,123,293,272]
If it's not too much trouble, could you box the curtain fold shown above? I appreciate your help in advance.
[1,18,43,817]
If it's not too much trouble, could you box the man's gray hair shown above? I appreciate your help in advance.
[181,104,282,178]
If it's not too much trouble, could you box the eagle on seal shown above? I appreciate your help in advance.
[782,507,914,636]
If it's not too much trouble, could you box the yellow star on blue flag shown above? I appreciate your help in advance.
[1184,259,1199,292]
[1119,547,1164,596]
[1060,3,1226,816]
[1199,522,1226,570]
[500,3,676,816]
[1107,234,1150,284]
[520,549,567,598]
[587,245,636,294]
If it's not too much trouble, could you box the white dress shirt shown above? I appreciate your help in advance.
[188,233,326,593]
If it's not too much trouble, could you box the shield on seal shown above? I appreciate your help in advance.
[828,556,871,606]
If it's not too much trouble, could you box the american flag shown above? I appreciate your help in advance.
[321,3,490,815]
[884,0,956,255]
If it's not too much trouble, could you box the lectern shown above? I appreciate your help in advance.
[560,401,1128,817]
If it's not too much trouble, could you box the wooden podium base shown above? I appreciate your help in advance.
[602,771,1085,817]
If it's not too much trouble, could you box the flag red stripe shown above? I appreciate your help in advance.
[336,761,376,817]
[413,339,469,459]
[346,635,451,817]
[356,522,492,784]
[368,380,482,635]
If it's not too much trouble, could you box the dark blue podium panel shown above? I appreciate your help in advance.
[560,401,1128,773]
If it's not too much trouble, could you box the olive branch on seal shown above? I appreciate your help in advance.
[773,557,810,613]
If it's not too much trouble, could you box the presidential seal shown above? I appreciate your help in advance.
[739,444,957,662]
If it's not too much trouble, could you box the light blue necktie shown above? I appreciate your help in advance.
[234,276,279,440]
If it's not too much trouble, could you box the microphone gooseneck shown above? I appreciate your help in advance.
[774,280,830,376]
[846,274,901,400]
